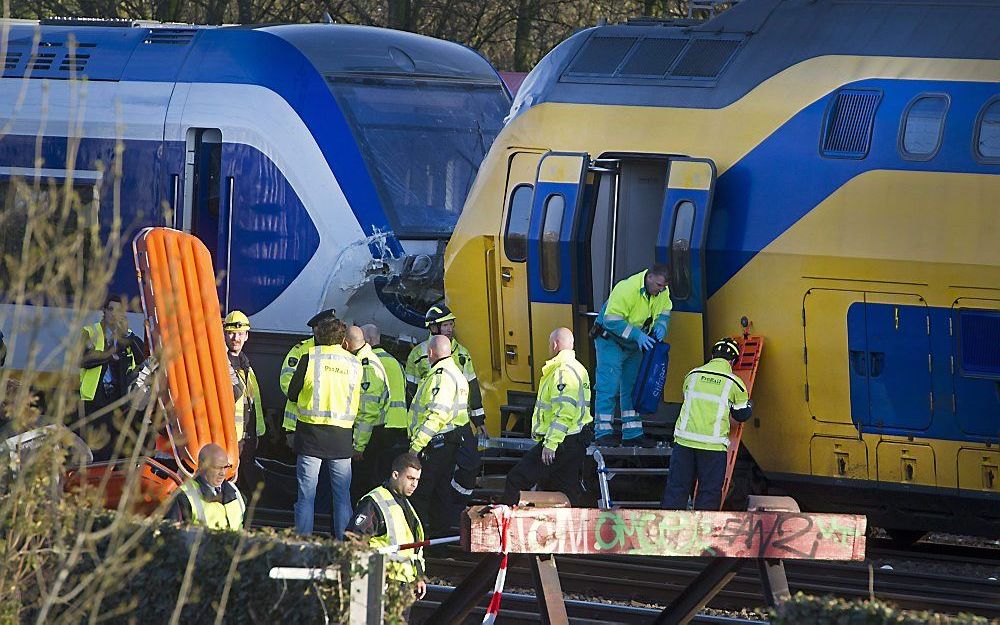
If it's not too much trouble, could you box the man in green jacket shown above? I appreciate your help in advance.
[407,335,469,536]
[593,264,672,446]
[504,327,592,505]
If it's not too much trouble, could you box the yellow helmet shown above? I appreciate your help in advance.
[223,310,251,331]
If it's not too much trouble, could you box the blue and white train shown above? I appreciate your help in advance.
[0,19,510,398]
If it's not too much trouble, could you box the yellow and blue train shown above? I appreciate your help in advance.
[445,0,1000,535]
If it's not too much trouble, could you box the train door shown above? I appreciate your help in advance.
[848,293,933,432]
[525,152,589,374]
[182,127,235,310]
[497,151,544,385]
[656,158,717,403]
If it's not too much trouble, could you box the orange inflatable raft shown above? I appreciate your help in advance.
[65,227,238,513]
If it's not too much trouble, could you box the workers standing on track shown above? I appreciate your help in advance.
[79,295,147,461]
[592,264,672,447]
[223,311,264,467]
[286,317,362,539]
[405,304,484,514]
[503,328,593,506]
[407,335,469,537]
[661,338,752,511]
[346,452,427,602]
[169,443,245,530]
[279,308,336,445]
[350,324,408,502]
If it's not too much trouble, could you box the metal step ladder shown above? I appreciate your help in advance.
[590,444,672,509]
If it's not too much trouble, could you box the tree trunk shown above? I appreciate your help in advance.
[387,0,410,30]
[513,0,537,72]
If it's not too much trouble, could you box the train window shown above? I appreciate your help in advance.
[503,184,533,262]
[669,200,695,300]
[975,98,1000,162]
[327,78,509,237]
[900,95,948,160]
[0,176,97,295]
[540,193,564,291]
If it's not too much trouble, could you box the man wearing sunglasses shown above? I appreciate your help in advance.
[169,443,246,530]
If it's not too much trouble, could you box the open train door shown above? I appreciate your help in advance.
[658,157,717,403]
[526,152,590,376]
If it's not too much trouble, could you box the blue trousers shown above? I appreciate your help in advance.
[295,455,353,539]
[594,336,644,440]
[660,443,727,510]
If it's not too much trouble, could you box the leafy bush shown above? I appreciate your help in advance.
[770,592,993,625]
[3,505,412,625]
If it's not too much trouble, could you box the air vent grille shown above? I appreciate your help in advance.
[566,36,637,75]
[618,38,686,77]
[4,52,22,70]
[30,52,57,71]
[822,89,882,158]
[144,29,196,45]
[960,310,1000,379]
[670,38,741,78]
[562,33,744,84]
[59,53,90,72]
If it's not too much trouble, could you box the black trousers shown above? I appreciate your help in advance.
[503,432,588,506]
[82,396,124,462]
[660,444,727,510]
[351,425,408,504]
[409,433,460,537]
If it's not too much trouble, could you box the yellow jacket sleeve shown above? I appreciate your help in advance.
[409,373,457,453]
[542,366,585,451]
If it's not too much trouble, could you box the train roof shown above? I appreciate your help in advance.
[0,19,501,83]
[511,0,1000,116]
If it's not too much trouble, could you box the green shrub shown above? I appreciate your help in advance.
[770,592,993,625]
[7,509,412,625]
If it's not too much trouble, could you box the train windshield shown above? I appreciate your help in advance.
[329,77,508,238]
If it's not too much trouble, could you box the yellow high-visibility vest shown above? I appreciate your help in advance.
[531,349,593,451]
[295,345,362,429]
[373,347,408,429]
[80,323,138,400]
[408,356,469,452]
[280,337,314,432]
[179,479,245,531]
[363,485,424,583]
[674,358,750,452]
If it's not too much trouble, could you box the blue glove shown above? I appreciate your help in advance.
[651,326,665,341]
[634,331,656,352]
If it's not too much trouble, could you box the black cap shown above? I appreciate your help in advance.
[307,308,337,328]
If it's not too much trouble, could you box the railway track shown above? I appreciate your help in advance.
[424,545,1000,619]
[412,584,765,625]
[251,507,1000,618]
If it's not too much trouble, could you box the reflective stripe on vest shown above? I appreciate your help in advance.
[365,486,424,583]
[79,323,104,401]
[180,480,245,531]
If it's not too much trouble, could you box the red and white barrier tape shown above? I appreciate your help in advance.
[376,535,460,554]
[482,505,514,625]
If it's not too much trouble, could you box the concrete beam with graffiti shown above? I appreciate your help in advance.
[462,507,866,560]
